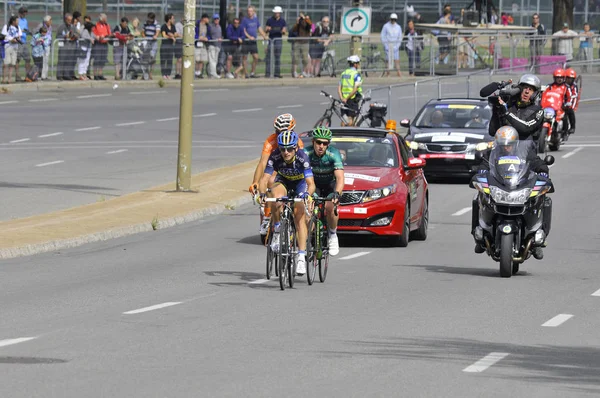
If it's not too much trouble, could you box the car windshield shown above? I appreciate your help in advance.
[414,103,492,129]
[489,140,533,187]
[330,136,398,168]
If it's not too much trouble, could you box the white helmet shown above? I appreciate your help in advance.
[390,13,398,19]
[347,55,361,64]
[272,6,283,13]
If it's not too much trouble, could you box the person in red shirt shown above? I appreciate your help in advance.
[92,13,112,80]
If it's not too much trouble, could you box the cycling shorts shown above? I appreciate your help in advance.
[274,174,307,196]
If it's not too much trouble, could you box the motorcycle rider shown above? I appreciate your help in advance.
[543,68,571,137]
[472,126,552,259]
[564,68,578,135]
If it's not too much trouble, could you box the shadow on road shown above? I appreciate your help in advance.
[399,263,533,278]
[0,356,68,365]
[320,337,600,393]
[204,270,280,289]
[236,235,263,246]
[0,181,119,196]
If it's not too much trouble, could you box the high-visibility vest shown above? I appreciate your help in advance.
[340,68,362,99]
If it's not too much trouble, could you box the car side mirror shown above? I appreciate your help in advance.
[400,119,411,128]
[407,157,426,169]
[544,155,555,166]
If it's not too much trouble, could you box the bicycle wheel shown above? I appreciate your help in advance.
[319,231,329,283]
[322,55,335,77]
[288,223,297,289]
[278,218,289,291]
[266,244,274,280]
[314,116,332,128]
[306,218,318,285]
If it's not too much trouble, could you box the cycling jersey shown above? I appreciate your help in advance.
[303,145,344,188]
[265,149,313,194]
[261,133,305,155]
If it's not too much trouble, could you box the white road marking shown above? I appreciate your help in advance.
[463,352,510,373]
[115,121,145,127]
[0,100,19,105]
[273,86,299,89]
[106,149,128,154]
[75,126,101,131]
[193,113,217,118]
[562,144,600,147]
[248,279,270,284]
[340,251,371,260]
[320,101,330,105]
[232,108,262,113]
[130,90,166,95]
[39,132,64,138]
[542,314,573,327]
[194,88,230,92]
[452,207,471,216]
[76,93,112,99]
[10,138,30,143]
[29,98,58,102]
[580,97,600,103]
[562,146,583,159]
[0,337,37,348]
[277,104,303,109]
[592,288,600,296]
[156,117,179,122]
[123,302,182,314]
[36,160,65,167]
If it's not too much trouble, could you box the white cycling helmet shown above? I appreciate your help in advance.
[390,13,398,19]
[347,55,361,64]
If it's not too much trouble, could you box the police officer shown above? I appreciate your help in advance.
[337,55,363,126]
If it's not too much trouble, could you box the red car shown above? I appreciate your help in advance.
[300,128,429,247]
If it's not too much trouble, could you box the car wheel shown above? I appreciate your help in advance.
[392,201,410,247]
[410,195,428,241]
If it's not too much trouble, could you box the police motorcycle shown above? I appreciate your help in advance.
[470,136,555,278]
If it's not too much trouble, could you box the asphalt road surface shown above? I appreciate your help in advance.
[1,94,600,396]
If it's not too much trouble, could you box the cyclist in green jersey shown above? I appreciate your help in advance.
[303,126,345,256]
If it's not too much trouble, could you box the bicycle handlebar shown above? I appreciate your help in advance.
[264,197,304,203]
[311,196,339,216]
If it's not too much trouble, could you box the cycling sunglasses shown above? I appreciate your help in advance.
[314,140,330,146]
[280,146,296,153]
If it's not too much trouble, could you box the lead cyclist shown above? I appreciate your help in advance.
[302,126,344,256]
[249,113,305,237]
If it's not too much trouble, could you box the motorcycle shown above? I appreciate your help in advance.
[470,141,555,278]
[540,85,569,153]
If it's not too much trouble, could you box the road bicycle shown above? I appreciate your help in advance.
[314,90,374,128]
[306,196,338,285]
[264,218,279,280]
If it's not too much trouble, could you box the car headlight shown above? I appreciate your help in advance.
[489,186,532,205]
[406,140,427,151]
[466,142,494,152]
[362,184,397,203]
[543,107,555,121]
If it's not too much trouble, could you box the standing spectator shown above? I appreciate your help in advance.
[578,22,593,71]
[83,15,93,79]
[160,13,179,79]
[1,16,22,84]
[381,13,403,77]
[16,7,31,82]
[442,4,455,22]
[77,22,94,80]
[432,10,452,64]
[265,6,287,78]
[174,16,184,79]
[92,14,111,80]
[36,15,52,80]
[142,12,161,80]
[309,16,332,77]
[194,13,209,78]
[129,17,142,38]
[0,32,5,82]
[528,13,546,66]
[241,5,267,78]
[552,22,578,61]
[73,11,83,33]
[404,20,422,76]
[30,26,49,77]
[225,17,244,78]
[113,17,131,81]
[207,14,222,79]
[56,13,79,81]
[291,12,312,78]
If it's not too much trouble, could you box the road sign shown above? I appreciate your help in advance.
[341,6,372,36]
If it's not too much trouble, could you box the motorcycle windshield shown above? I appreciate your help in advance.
[489,141,532,188]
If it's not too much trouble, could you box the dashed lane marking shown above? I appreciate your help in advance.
[75,126,101,131]
[123,302,182,315]
[542,314,573,327]
[106,149,128,154]
[0,337,37,348]
[35,160,65,167]
[115,121,146,127]
[39,132,64,138]
[463,353,509,373]
[452,207,471,216]
[562,147,584,159]
[340,251,371,260]
[10,138,30,143]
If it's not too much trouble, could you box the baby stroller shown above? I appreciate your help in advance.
[125,40,151,80]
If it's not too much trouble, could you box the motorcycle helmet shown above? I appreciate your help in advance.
[273,113,297,133]
[553,68,566,85]
[277,130,299,148]
[566,68,576,84]
[518,74,541,92]
[495,126,518,155]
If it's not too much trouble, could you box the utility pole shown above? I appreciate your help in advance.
[176,0,197,191]
[350,0,362,59]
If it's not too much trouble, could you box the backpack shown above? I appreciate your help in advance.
[26,65,40,82]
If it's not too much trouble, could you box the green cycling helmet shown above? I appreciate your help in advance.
[312,126,333,141]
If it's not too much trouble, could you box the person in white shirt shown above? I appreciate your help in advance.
[2,16,23,83]
[380,13,402,77]
[552,22,578,61]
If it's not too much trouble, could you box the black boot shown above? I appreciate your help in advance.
[532,247,544,260]
[474,243,485,254]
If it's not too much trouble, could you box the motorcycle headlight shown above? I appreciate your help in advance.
[543,107,555,121]
[489,186,532,205]
[362,184,397,203]
[406,140,427,151]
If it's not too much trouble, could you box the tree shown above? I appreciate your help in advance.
[63,0,87,18]
[552,0,574,33]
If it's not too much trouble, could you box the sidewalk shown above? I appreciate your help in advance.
[0,159,257,259]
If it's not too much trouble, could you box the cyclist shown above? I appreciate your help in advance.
[259,130,315,276]
[564,68,578,135]
[303,126,344,256]
[249,113,304,237]
[338,55,363,126]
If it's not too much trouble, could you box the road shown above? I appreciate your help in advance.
[0,98,600,396]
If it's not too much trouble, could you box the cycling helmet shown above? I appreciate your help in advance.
[347,55,361,64]
[518,74,541,92]
[273,113,296,133]
[566,68,577,79]
[495,126,518,146]
[312,126,332,141]
[277,130,299,147]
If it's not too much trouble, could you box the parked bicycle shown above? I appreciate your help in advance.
[306,196,338,285]
[315,90,387,128]
[334,43,386,78]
